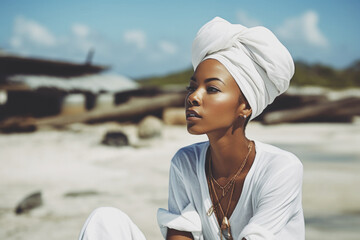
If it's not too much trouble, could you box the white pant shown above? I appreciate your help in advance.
[79,207,146,240]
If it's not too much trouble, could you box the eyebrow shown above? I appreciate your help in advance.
[190,76,226,85]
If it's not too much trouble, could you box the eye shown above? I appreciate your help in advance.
[186,86,196,92]
[207,86,220,93]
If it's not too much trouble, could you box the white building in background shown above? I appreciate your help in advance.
[8,74,138,94]
[0,53,139,118]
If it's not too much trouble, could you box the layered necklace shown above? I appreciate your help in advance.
[207,142,253,240]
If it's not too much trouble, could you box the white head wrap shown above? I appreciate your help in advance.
[192,17,294,120]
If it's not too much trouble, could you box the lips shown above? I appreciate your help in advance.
[186,109,202,119]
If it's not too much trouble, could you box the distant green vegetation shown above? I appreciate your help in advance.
[292,60,360,89]
[136,60,360,89]
[136,68,194,87]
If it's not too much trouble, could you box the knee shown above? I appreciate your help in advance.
[90,207,129,223]
[79,207,145,240]
[79,207,133,240]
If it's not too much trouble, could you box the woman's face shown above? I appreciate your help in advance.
[185,59,245,135]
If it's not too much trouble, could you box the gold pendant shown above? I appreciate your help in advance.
[221,217,230,229]
[221,217,233,240]
[207,205,214,216]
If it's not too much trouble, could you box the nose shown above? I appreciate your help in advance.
[186,90,201,106]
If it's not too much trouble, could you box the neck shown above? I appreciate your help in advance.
[207,125,251,178]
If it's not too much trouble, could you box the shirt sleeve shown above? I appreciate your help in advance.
[157,154,203,240]
[239,159,304,240]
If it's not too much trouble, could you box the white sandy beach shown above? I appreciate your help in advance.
[1,121,360,240]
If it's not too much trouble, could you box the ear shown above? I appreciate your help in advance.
[237,103,252,119]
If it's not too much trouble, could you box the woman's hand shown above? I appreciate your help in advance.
[166,228,194,240]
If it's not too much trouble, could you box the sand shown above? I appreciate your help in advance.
[1,121,360,240]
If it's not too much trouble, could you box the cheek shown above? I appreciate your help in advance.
[204,95,239,119]
[184,93,191,107]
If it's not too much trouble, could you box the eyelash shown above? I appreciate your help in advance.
[186,86,195,92]
[207,86,220,93]
[185,86,220,93]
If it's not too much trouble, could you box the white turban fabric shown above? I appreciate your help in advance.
[192,17,294,120]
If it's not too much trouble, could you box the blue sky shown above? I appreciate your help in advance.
[1,0,359,78]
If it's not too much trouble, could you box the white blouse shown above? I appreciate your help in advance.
[157,140,304,240]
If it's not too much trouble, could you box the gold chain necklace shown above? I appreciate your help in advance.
[206,142,253,216]
[210,142,252,197]
[210,176,235,240]
[206,141,253,240]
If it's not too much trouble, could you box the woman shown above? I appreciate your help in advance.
[79,17,304,240]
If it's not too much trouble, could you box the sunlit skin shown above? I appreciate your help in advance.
[185,59,247,136]
[167,59,255,240]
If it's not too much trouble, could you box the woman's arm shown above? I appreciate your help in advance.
[166,228,193,240]
[159,151,202,239]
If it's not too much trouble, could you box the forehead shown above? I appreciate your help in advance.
[192,59,235,84]
[192,58,245,99]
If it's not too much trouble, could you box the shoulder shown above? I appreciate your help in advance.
[254,141,303,184]
[172,141,209,164]
[170,141,209,175]
[256,141,303,171]
[253,141,304,198]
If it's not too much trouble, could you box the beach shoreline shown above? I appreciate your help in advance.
[1,121,360,240]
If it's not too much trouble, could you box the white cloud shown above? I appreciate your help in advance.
[158,40,177,55]
[8,16,105,62]
[276,10,329,48]
[10,16,56,48]
[72,23,90,38]
[123,30,146,50]
[6,16,185,78]
[70,23,96,53]
[236,10,261,27]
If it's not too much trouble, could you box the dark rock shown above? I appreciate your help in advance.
[15,191,43,215]
[102,131,129,147]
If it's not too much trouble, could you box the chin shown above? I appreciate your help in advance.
[187,130,204,135]
[187,125,206,135]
